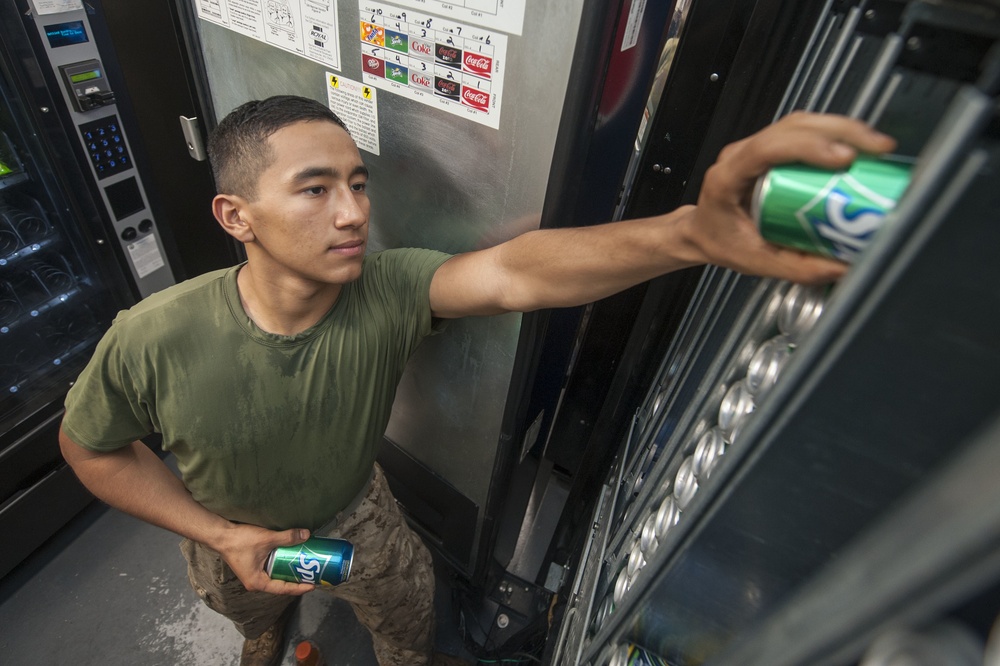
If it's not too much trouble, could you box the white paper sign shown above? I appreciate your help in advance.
[326,73,380,155]
[31,0,84,15]
[196,0,342,70]
[127,235,166,279]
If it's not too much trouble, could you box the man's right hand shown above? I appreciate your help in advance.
[212,523,316,596]
[58,429,316,597]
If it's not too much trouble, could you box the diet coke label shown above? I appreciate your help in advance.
[409,71,433,91]
[461,88,490,112]
[463,53,493,79]
[410,38,434,58]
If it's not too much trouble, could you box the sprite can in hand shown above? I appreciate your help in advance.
[751,155,912,262]
[265,536,354,586]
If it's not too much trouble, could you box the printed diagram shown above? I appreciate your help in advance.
[359,1,507,129]
[198,0,224,21]
[266,1,295,33]
[195,0,341,70]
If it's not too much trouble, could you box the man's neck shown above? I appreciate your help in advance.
[236,263,343,336]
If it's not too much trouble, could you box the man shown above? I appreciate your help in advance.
[58,95,895,666]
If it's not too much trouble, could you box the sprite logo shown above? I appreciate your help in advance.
[291,546,333,584]
[795,173,896,261]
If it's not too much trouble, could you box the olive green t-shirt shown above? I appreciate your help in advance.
[62,248,451,530]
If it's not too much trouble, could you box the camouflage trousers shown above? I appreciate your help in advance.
[180,464,436,666]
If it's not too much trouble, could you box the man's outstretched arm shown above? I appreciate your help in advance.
[428,112,896,319]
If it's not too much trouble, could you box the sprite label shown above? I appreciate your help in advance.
[752,156,912,262]
[265,536,354,586]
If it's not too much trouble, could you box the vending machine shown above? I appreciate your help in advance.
[0,0,234,578]
[543,0,1000,664]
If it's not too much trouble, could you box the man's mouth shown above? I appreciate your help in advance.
[329,239,365,255]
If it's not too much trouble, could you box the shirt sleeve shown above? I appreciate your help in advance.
[62,316,155,452]
[366,248,452,340]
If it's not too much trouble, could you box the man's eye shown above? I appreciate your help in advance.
[351,182,368,193]
[304,186,326,195]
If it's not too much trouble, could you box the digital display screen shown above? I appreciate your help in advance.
[70,69,102,84]
[44,21,89,49]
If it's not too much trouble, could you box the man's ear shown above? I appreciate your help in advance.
[213,193,254,243]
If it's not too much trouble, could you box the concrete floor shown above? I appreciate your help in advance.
[0,459,476,665]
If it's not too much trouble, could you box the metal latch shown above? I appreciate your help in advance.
[179,115,207,161]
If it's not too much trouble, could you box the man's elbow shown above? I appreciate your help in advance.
[58,424,89,468]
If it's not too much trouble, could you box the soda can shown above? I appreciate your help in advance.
[639,511,659,556]
[613,565,632,605]
[591,594,613,635]
[672,456,699,510]
[265,536,354,586]
[626,538,646,578]
[718,380,755,441]
[745,335,793,398]
[692,427,727,480]
[654,495,680,540]
[625,645,669,665]
[607,644,630,666]
[751,156,912,262]
[778,283,827,344]
[860,622,984,666]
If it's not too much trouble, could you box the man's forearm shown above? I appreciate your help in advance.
[58,429,233,549]
[430,206,701,318]
[494,206,701,312]
[59,427,315,595]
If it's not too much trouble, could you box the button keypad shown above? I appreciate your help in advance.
[79,114,131,180]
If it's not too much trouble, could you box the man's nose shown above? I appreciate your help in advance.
[333,193,367,229]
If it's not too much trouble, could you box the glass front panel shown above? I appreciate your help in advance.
[0,63,127,438]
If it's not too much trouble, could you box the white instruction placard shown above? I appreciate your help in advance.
[31,0,83,15]
[379,0,526,35]
[326,73,380,155]
[196,0,342,70]
[359,1,506,130]
[127,235,166,279]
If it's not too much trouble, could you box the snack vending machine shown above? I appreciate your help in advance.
[0,0,232,578]
[545,0,1000,664]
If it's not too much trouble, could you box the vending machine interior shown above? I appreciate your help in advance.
[0,0,223,578]
[544,0,1000,664]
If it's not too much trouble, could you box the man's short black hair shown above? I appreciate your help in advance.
[208,95,350,200]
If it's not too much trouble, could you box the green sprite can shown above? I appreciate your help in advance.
[265,536,354,586]
[751,156,912,262]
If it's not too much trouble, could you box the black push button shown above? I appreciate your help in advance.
[120,227,137,241]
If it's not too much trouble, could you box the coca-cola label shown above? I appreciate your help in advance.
[360,22,384,46]
[409,38,434,59]
[385,29,408,53]
[434,76,461,100]
[461,87,490,112]
[435,44,462,69]
[362,54,384,78]
[409,71,433,91]
[462,53,493,79]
